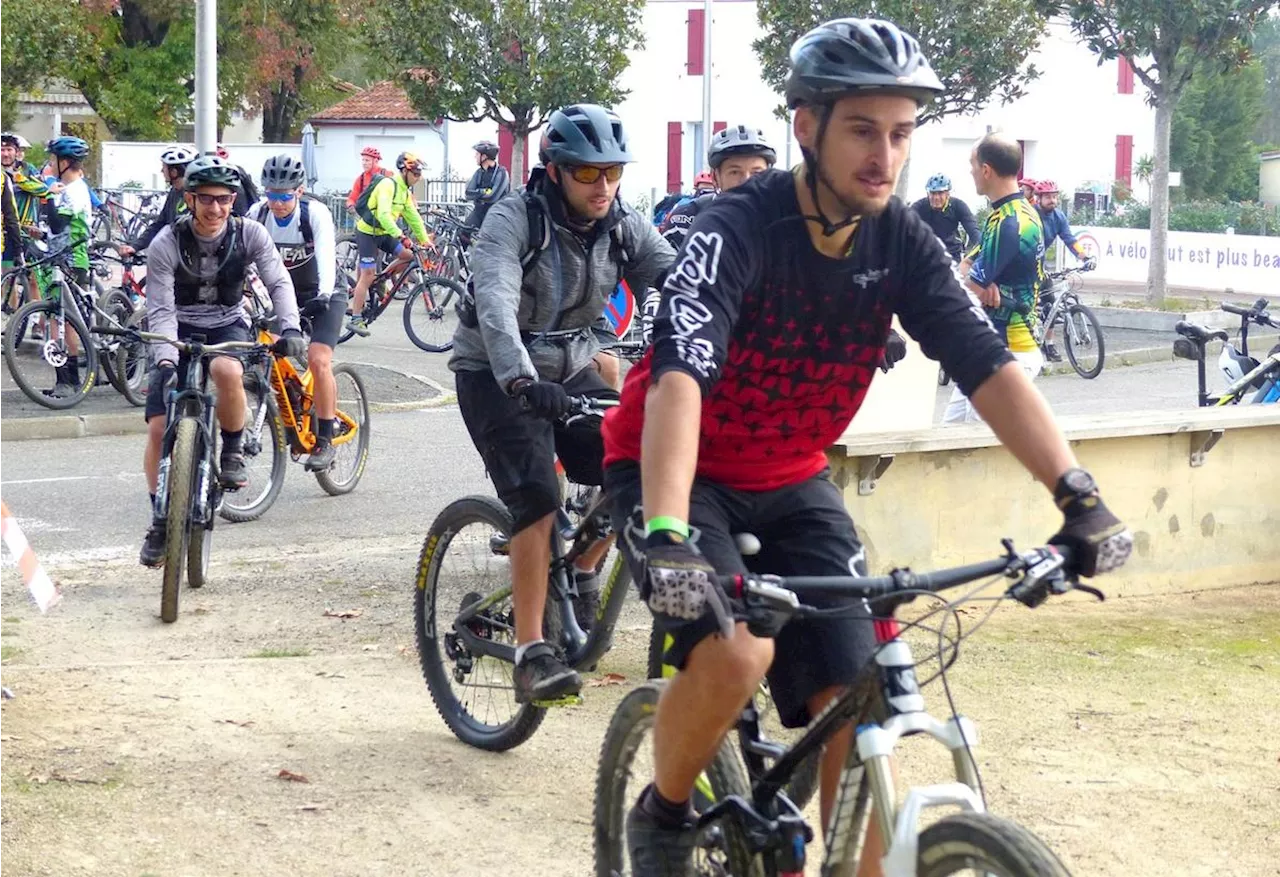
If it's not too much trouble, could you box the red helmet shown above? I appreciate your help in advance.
[1033,179,1060,194]
[215,144,229,159]
[361,146,382,160]
[693,170,715,188]
[1018,177,1037,190]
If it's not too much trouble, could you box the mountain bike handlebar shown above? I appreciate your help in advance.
[719,542,1096,626]
[97,326,265,358]
[1221,298,1277,329]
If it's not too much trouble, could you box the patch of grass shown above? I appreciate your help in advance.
[2,628,19,637]
[3,616,21,623]
[1,645,24,662]
[248,647,311,659]
[358,588,379,598]
[1118,296,1216,313]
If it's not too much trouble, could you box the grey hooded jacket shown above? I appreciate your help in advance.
[448,185,675,388]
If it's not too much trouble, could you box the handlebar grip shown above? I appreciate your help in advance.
[1220,302,1251,316]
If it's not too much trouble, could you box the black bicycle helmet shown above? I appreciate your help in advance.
[261,153,306,189]
[707,125,777,170]
[47,136,91,160]
[473,140,499,160]
[539,104,632,166]
[183,155,243,190]
[784,18,944,109]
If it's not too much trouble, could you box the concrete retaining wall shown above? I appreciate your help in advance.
[829,407,1280,596]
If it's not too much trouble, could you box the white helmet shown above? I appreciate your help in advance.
[160,144,198,167]
[1218,343,1256,385]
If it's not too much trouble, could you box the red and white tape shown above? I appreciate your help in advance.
[0,502,62,613]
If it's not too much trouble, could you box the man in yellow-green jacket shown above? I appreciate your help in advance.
[347,150,430,336]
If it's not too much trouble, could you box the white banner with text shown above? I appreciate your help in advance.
[1074,227,1280,294]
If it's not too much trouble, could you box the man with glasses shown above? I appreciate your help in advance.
[449,103,674,703]
[119,144,198,257]
[347,150,431,336]
[138,155,304,568]
[251,154,343,471]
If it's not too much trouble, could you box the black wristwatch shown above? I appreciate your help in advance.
[1053,467,1098,507]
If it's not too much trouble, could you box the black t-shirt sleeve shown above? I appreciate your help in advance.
[955,199,980,245]
[649,197,758,394]
[894,210,1013,397]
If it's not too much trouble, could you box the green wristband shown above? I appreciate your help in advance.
[645,516,689,538]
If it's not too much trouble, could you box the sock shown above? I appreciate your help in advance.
[514,639,544,665]
[318,418,335,442]
[66,358,80,384]
[641,784,694,828]
[220,429,243,456]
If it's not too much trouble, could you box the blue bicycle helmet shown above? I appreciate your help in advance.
[926,173,951,192]
[539,104,633,166]
[47,136,90,160]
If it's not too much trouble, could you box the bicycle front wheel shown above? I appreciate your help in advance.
[917,812,1072,877]
[1062,303,1105,379]
[402,275,462,353]
[161,418,200,623]
[315,363,370,495]
[2,297,98,410]
[219,372,288,522]
[415,495,548,751]
[594,679,762,877]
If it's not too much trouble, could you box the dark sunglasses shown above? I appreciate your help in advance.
[265,190,298,203]
[193,193,236,207]
[565,164,624,184]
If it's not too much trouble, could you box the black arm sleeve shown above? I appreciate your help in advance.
[649,199,759,395]
[894,212,1014,397]
[2,177,21,257]
[134,190,179,251]
[955,199,980,247]
[485,167,511,204]
[464,169,483,201]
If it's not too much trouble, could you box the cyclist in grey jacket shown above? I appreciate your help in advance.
[448,104,674,704]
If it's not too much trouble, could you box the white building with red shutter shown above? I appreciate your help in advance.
[448,7,1154,215]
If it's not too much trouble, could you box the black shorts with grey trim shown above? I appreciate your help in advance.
[301,291,347,350]
[456,367,618,533]
[606,460,876,729]
[144,321,251,420]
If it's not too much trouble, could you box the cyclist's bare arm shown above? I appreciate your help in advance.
[969,363,1078,487]
[641,371,702,523]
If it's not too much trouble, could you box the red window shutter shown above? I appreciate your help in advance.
[667,122,683,193]
[498,127,513,174]
[687,9,705,75]
[1115,134,1133,184]
[713,121,727,134]
[1117,57,1135,95]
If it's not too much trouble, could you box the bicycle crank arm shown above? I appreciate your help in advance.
[452,625,516,664]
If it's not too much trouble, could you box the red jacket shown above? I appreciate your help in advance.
[347,166,385,208]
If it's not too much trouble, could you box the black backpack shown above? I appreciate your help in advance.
[236,166,260,206]
[353,171,391,228]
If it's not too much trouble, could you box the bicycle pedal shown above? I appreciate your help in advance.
[531,694,584,708]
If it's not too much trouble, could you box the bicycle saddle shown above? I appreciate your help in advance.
[1174,321,1228,344]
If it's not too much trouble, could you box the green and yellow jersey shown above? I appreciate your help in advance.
[969,192,1045,353]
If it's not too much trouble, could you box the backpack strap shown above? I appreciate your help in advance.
[298,198,313,248]
[254,202,270,226]
[520,191,551,273]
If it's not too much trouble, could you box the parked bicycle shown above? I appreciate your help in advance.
[597,540,1095,876]
[3,239,140,408]
[414,396,632,751]
[1037,267,1105,379]
[218,309,372,523]
[102,326,265,623]
[1173,297,1279,406]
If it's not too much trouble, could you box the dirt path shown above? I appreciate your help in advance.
[2,540,1277,876]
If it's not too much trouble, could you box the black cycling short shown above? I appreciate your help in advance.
[302,291,347,349]
[356,229,402,268]
[144,321,251,420]
[606,460,876,729]
[456,367,618,533]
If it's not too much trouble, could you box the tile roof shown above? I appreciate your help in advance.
[311,80,425,122]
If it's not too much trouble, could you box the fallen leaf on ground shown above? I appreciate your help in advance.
[30,771,108,785]
[315,671,346,679]
[218,719,255,728]
[323,608,363,619]
[276,769,310,783]
[298,802,329,811]
[586,673,627,688]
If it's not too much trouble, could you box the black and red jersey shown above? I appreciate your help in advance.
[602,169,1012,491]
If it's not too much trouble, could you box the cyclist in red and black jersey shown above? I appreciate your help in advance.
[603,17,1134,874]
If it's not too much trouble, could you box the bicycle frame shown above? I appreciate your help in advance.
[154,346,221,526]
[249,328,361,455]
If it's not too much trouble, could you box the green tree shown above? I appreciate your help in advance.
[1254,13,1280,146]
[0,0,94,125]
[753,0,1050,195]
[366,0,646,183]
[1171,59,1265,201]
[1060,0,1272,306]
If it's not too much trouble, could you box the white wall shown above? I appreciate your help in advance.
[1261,158,1280,208]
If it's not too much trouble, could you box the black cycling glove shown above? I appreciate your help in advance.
[879,329,907,373]
[514,379,571,420]
[272,329,306,359]
[642,536,734,641]
[1048,472,1132,577]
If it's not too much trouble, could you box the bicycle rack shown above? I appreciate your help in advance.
[1189,429,1224,468]
[857,454,896,496]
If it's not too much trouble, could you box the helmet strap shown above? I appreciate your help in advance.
[799,108,860,238]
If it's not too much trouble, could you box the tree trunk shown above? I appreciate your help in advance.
[1147,92,1175,308]
[510,125,526,188]
[895,153,913,201]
